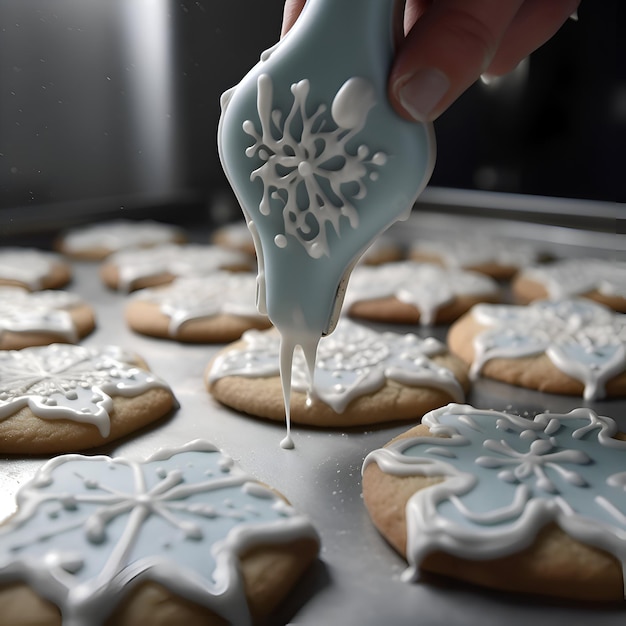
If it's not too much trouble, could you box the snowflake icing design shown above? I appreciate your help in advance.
[472,299,626,400]
[0,441,316,626]
[243,74,387,258]
[363,404,626,587]
[0,344,169,436]
[208,319,464,412]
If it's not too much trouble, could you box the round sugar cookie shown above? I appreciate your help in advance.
[512,258,626,312]
[409,236,540,279]
[0,343,176,454]
[100,244,253,292]
[344,262,500,326]
[0,248,71,291]
[0,440,319,625]
[126,274,270,343]
[362,403,626,602]
[206,319,469,428]
[447,298,626,400]
[0,286,95,349]
[57,218,187,260]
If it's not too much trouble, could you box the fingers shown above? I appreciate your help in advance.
[484,0,580,76]
[281,0,306,37]
[389,0,524,122]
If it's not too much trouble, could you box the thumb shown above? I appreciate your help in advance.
[389,0,523,122]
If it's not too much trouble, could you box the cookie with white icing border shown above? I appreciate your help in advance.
[362,403,626,602]
[0,248,72,291]
[125,274,271,343]
[344,262,500,326]
[57,219,187,261]
[100,244,253,292]
[0,440,320,625]
[0,286,95,350]
[447,299,626,400]
[206,319,469,428]
[0,344,176,454]
[409,236,540,280]
[512,258,626,313]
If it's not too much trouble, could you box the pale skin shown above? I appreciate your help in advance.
[281,0,581,122]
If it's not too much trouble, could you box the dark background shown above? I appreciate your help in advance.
[0,0,623,237]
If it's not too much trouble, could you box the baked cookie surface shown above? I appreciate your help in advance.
[448,298,626,400]
[206,319,469,427]
[0,286,95,349]
[100,244,253,292]
[344,262,500,326]
[409,236,540,279]
[0,440,319,625]
[57,219,187,260]
[126,274,270,342]
[0,343,176,454]
[513,258,626,312]
[0,248,71,291]
[362,403,626,601]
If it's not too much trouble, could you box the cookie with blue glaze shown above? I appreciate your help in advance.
[447,299,626,400]
[0,440,319,625]
[362,403,626,601]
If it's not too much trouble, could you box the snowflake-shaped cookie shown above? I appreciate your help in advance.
[208,319,464,412]
[0,344,170,436]
[471,299,626,400]
[243,74,387,259]
[344,262,498,325]
[363,403,626,588]
[0,440,318,626]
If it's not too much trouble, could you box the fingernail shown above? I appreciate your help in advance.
[397,68,450,121]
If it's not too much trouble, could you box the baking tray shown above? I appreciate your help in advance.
[1,202,625,625]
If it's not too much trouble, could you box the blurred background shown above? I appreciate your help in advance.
[0,0,623,240]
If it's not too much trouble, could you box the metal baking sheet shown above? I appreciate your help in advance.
[1,205,625,625]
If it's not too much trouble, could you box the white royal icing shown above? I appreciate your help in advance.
[0,439,319,626]
[0,286,84,342]
[208,319,465,416]
[62,219,183,252]
[244,75,387,260]
[344,262,498,325]
[363,403,626,596]
[0,344,172,436]
[131,274,266,336]
[412,237,538,269]
[470,299,626,400]
[0,248,62,290]
[108,244,251,292]
[522,258,626,300]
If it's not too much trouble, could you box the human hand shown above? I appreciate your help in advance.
[281,0,580,122]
